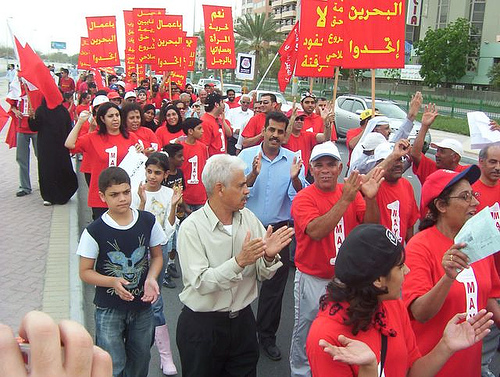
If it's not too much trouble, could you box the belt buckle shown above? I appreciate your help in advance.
[228,310,239,319]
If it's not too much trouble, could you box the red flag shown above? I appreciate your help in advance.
[90,68,106,90]
[0,105,10,133]
[14,37,63,109]
[277,22,300,92]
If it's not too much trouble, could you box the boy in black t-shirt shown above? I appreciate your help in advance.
[77,167,166,377]
[161,144,186,288]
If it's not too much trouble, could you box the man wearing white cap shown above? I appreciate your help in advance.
[289,141,383,377]
[373,140,419,242]
[411,103,469,184]
[124,91,137,104]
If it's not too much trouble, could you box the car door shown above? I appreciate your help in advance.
[335,98,355,136]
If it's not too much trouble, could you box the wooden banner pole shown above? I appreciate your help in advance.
[309,77,313,94]
[332,67,339,102]
[168,74,172,101]
[371,69,376,117]
[220,69,224,92]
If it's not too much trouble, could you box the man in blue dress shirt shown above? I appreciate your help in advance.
[238,111,307,361]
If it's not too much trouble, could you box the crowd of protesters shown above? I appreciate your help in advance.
[3,64,500,377]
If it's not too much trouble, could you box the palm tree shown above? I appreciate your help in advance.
[196,30,207,76]
[234,13,282,87]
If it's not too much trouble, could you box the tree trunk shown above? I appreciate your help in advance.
[348,69,357,94]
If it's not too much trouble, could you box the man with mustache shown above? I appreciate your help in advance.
[473,144,500,377]
[238,111,307,361]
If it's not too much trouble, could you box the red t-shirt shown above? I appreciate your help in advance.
[307,300,421,377]
[155,126,184,149]
[59,77,75,93]
[403,225,500,377]
[72,132,139,207]
[291,184,365,279]
[225,100,240,109]
[472,179,500,270]
[412,153,469,185]
[76,104,90,116]
[346,127,363,166]
[200,112,231,156]
[376,178,419,243]
[7,98,35,134]
[241,112,266,139]
[180,140,209,205]
[78,126,93,174]
[131,126,159,150]
[283,131,317,174]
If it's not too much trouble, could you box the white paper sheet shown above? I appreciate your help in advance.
[467,111,500,150]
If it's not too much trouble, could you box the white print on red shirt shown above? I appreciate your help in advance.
[490,202,500,232]
[105,145,118,166]
[332,217,345,265]
[218,127,226,152]
[456,267,478,320]
[187,155,199,184]
[386,200,402,242]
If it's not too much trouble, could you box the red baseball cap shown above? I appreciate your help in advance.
[420,165,480,218]
[107,91,121,100]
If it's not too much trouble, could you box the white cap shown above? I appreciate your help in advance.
[92,95,109,107]
[374,142,394,161]
[431,138,463,157]
[116,80,126,88]
[124,91,137,100]
[367,115,390,129]
[310,141,341,162]
[362,132,386,151]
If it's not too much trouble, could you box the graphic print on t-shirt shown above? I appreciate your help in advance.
[456,267,478,320]
[386,200,401,242]
[104,235,148,294]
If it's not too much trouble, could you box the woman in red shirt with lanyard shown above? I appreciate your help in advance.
[65,102,142,219]
[402,166,500,377]
[307,224,493,377]
[155,104,184,149]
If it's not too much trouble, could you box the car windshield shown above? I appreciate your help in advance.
[367,101,407,119]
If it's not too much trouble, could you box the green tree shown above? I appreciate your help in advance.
[234,13,282,87]
[415,18,478,87]
[487,63,500,89]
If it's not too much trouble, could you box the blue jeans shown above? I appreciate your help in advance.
[95,306,154,377]
[151,244,170,326]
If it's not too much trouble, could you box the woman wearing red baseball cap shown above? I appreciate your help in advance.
[402,165,500,377]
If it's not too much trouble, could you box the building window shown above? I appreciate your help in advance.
[435,0,449,29]
[467,0,485,71]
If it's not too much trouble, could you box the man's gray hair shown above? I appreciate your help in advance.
[179,93,190,101]
[202,155,247,196]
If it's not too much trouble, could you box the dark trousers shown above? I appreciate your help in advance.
[256,221,290,344]
[176,306,259,377]
[227,137,238,156]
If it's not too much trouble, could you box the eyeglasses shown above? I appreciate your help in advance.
[448,191,480,203]
[295,117,305,121]
[241,101,250,104]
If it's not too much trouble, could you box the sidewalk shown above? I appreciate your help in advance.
[429,129,479,162]
[0,82,81,331]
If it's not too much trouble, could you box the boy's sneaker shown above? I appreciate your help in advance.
[167,264,180,278]
[162,273,176,289]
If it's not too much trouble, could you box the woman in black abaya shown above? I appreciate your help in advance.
[29,99,78,205]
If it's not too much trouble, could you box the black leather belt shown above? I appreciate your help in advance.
[265,220,290,230]
[183,305,249,319]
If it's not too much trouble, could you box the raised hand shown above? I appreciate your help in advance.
[290,156,303,179]
[360,166,385,199]
[252,152,262,176]
[342,171,363,203]
[264,225,294,258]
[408,91,423,120]
[442,243,470,280]
[421,103,439,130]
[442,310,494,352]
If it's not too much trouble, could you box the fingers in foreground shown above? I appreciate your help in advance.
[59,320,94,377]
[0,324,27,377]
[91,346,113,377]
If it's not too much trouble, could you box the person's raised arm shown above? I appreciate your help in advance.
[65,110,90,149]
[246,152,261,187]
[242,133,264,148]
[410,103,438,167]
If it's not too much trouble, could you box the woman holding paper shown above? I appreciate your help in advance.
[65,102,141,219]
[402,165,500,377]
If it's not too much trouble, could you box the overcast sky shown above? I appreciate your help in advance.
[1,0,233,56]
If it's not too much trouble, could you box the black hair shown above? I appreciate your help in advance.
[265,111,289,129]
[107,75,117,84]
[159,104,182,134]
[182,117,203,135]
[61,68,69,75]
[320,251,404,336]
[419,184,454,231]
[88,82,97,89]
[145,152,170,172]
[121,102,144,128]
[140,79,149,85]
[78,91,91,105]
[98,167,130,193]
[163,143,184,157]
[96,102,129,137]
[172,100,185,109]
[261,92,277,103]
[226,89,235,95]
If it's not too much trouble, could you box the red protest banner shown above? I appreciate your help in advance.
[152,15,184,71]
[277,22,300,92]
[170,70,188,88]
[185,37,198,72]
[86,16,120,68]
[123,10,136,75]
[203,5,235,69]
[342,0,404,68]
[133,8,165,66]
[77,37,91,70]
[295,0,344,77]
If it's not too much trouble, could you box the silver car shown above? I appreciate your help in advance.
[334,95,431,151]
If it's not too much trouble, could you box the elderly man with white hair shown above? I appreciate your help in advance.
[176,154,294,377]
[227,93,254,155]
